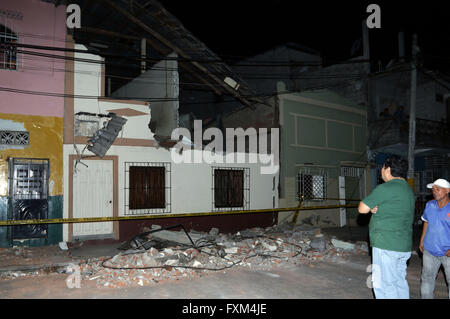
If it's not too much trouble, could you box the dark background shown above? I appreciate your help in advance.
[158,0,450,72]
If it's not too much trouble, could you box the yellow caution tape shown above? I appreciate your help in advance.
[0,204,358,226]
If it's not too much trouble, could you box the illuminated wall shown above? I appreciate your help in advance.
[0,0,66,247]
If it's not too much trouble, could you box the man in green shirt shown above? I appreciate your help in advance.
[358,156,415,299]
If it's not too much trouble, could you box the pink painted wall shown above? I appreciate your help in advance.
[0,0,66,117]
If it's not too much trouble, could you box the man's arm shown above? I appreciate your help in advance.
[419,221,428,253]
[358,201,378,214]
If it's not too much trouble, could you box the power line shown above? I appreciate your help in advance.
[2,42,374,68]
[0,86,178,102]
[3,47,368,83]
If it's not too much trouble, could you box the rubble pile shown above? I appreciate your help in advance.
[0,224,370,288]
[72,224,368,288]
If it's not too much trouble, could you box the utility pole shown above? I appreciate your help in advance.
[407,34,418,189]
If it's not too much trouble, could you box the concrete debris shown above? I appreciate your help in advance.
[309,237,326,252]
[331,238,355,251]
[224,247,238,254]
[209,228,219,236]
[261,242,277,252]
[238,228,264,238]
[355,241,369,252]
[0,225,370,289]
[150,229,204,246]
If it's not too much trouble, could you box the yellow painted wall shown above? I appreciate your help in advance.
[0,113,63,196]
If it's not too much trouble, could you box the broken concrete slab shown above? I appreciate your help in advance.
[224,247,238,254]
[150,229,204,246]
[238,228,265,238]
[331,238,355,250]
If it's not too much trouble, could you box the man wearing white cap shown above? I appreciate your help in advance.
[419,178,450,299]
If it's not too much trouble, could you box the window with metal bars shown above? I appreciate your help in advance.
[297,168,327,201]
[9,158,49,200]
[125,162,171,215]
[0,24,18,70]
[213,167,250,210]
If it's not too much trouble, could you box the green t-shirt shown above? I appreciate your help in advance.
[362,179,415,252]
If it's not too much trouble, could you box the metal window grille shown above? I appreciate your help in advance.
[0,130,29,145]
[297,168,327,201]
[0,22,20,70]
[8,158,49,240]
[340,166,366,198]
[212,167,250,211]
[8,158,49,200]
[124,162,171,215]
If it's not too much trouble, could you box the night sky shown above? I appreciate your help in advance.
[159,1,450,72]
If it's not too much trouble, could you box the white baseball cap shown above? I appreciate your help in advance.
[427,178,450,189]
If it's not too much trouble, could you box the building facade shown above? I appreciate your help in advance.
[0,0,66,247]
[62,42,278,243]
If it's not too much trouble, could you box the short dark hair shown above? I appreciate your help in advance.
[383,156,408,178]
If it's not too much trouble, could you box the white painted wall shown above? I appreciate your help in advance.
[73,44,103,113]
[97,100,153,140]
[63,44,278,241]
[112,52,179,137]
[63,144,278,241]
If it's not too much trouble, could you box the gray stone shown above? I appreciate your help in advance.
[331,238,355,250]
[209,228,219,236]
[355,241,369,252]
[141,254,158,266]
[224,247,238,254]
[309,237,326,252]
[239,228,264,238]
[176,253,190,265]
[262,242,277,252]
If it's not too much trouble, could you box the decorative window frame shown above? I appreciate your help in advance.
[0,130,29,146]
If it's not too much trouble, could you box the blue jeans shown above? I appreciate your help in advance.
[421,249,450,299]
[372,247,411,299]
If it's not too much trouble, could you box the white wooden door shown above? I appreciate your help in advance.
[73,160,113,237]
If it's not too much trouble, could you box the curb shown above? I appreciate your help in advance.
[0,259,85,274]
